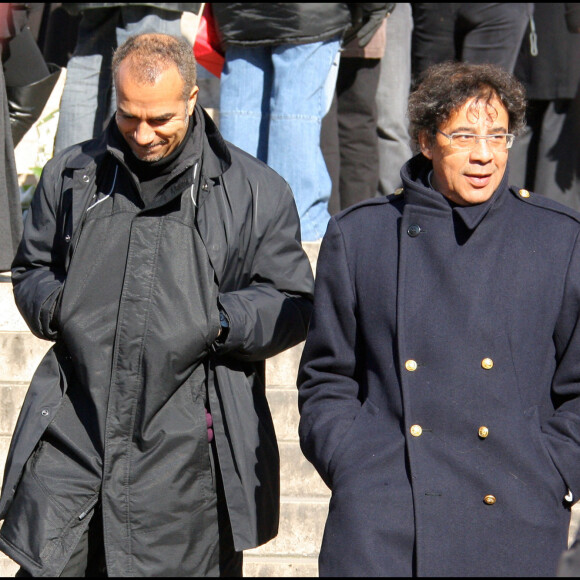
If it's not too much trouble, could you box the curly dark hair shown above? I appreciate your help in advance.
[112,33,197,100]
[407,61,527,148]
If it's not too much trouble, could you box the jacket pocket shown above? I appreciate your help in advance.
[524,405,567,497]
[0,444,74,567]
[0,446,99,575]
[327,398,381,486]
[0,347,67,520]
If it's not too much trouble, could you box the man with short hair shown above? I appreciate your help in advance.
[298,61,580,576]
[0,33,314,577]
[52,3,203,153]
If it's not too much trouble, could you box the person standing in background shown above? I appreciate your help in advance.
[0,2,62,272]
[212,3,387,242]
[1,3,62,148]
[411,3,533,86]
[376,2,413,196]
[509,3,580,210]
[321,4,394,215]
[0,39,20,272]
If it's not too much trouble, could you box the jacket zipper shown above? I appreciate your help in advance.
[78,494,100,521]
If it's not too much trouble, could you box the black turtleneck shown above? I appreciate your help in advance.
[108,108,203,208]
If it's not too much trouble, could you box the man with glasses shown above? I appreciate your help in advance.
[297,61,580,576]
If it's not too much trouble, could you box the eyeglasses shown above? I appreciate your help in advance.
[437,130,515,151]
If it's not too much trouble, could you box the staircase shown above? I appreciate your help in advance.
[0,272,52,576]
[0,242,328,577]
[243,242,328,576]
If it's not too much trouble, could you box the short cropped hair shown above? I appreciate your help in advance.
[408,61,527,147]
[112,33,197,100]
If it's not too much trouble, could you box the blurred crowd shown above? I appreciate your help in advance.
[1,2,579,267]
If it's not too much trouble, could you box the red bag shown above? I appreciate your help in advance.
[194,4,225,78]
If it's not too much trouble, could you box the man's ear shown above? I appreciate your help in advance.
[187,85,199,116]
[418,131,433,160]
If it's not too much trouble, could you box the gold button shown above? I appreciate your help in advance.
[394,187,404,195]
[478,426,489,439]
[481,358,493,370]
[483,494,496,505]
[405,359,418,371]
[410,425,422,437]
[519,188,530,198]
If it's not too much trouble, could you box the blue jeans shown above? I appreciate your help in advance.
[219,38,341,241]
[54,7,184,153]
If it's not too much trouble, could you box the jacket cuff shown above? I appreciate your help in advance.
[210,293,243,355]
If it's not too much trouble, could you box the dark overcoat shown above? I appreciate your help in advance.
[514,2,580,102]
[298,154,580,577]
[0,106,314,576]
[0,63,22,272]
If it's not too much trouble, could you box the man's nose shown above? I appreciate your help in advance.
[470,136,494,161]
[133,122,155,145]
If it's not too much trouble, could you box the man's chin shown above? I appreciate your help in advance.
[128,141,171,162]
[132,150,165,163]
[457,187,496,206]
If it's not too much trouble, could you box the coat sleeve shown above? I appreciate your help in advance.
[11,160,65,341]
[212,181,314,362]
[545,231,580,498]
[297,217,361,488]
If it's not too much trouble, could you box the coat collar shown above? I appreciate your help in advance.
[400,153,510,231]
[199,104,231,179]
[63,104,232,179]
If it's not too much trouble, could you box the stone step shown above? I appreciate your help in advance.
[0,383,28,436]
[0,382,28,485]
[268,387,301,442]
[0,276,28,331]
[243,555,319,577]
[245,498,328,559]
[0,331,51,383]
[301,241,320,276]
[279,440,329,498]
[266,341,304,389]
[0,434,13,488]
[0,555,18,578]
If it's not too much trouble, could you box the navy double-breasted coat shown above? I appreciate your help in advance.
[298,154,580,576]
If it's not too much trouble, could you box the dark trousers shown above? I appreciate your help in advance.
[321,57,381,215]
[411,3,532,85]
